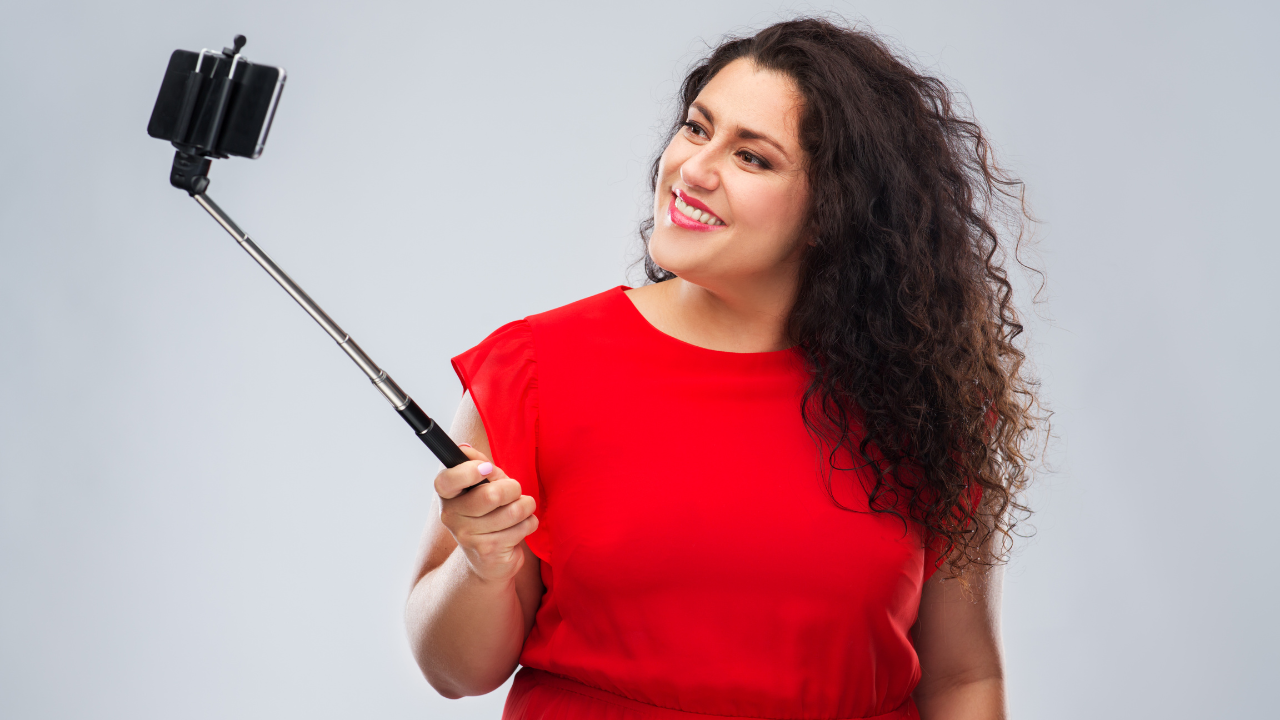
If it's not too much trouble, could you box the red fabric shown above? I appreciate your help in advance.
[451,287,939,720]
[504,668,918,719]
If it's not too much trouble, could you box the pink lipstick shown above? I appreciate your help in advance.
[669,189,726,231]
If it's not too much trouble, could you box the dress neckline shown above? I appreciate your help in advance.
[611,285,804,365]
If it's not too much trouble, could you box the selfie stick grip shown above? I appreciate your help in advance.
[189,191,469,469]
[398,400,471,467]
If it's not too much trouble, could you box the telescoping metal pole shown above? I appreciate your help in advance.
[191,192,472,471]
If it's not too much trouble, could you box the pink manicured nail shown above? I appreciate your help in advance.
[477,462,494,476]
[457,443,472,449]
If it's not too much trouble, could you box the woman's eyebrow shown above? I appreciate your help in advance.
[690,101,792,162]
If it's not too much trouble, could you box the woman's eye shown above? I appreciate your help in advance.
[739,151,768,168]
[682,121,707,138]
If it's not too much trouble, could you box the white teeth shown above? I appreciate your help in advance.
[675,195,722,225]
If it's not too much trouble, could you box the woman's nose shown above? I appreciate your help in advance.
[679,144,721,192]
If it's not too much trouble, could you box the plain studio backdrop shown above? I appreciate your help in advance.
[1,1,1276,717]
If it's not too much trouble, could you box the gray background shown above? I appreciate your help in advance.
[2,1,1276,718]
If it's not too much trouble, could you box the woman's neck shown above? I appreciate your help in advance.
[626,275,797,353]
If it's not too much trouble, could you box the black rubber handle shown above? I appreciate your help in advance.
[397,400,489,494]
[398,399,469,467]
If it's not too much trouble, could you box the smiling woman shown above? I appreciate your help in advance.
[404,17,1042,720]
[634,57,812,354]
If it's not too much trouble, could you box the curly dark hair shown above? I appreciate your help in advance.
[640,17,1045,577]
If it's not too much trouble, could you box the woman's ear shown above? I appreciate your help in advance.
[804,218,821,248]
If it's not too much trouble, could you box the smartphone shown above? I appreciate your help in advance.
[147,49,286,159]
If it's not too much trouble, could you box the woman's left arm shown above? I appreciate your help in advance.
[912,561,1007,720]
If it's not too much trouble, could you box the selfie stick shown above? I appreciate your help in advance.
[157,38,470,471]
[187,188,470,469]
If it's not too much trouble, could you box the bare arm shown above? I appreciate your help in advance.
[912,560,1007,720]
[404,391,545,698]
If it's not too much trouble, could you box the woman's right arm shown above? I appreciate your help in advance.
[404,391,545,698]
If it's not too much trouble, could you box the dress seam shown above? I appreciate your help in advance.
[521,314,543,511]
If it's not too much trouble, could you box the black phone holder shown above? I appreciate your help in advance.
[148,35,277,195]
[148,36,474,475]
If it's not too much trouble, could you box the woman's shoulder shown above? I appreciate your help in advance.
[525,285,631,331]
[456,286,631,366]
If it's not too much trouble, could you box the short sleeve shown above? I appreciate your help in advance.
[923,409,996,582]
[451,319,547,560]
[921,481,985,583]
[922,535,948,583]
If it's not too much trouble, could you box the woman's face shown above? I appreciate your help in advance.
[649,58,810,293]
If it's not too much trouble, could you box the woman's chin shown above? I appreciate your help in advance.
[649,230,716,272]
[646,246,699,280]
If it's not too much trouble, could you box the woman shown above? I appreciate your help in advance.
[406,17,1040,720]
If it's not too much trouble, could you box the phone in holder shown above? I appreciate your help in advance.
[147,39,286,159]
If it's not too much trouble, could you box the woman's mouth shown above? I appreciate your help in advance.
[669,190,725,230]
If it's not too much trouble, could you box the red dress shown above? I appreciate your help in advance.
[451,287,942,720]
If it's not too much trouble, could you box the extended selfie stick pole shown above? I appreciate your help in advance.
[153,35,472,475]
[169,156,471,469]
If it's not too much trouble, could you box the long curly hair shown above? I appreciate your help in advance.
[640,18,1045,577]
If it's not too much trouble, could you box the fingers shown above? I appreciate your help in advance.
[441,478,533,537]
[456,513,540,583]
[453,477,524,518]
[431,443,540,583]
[433,447,537,540]
[434,444,507,500]
[470,513,540,554]
[461,493,537,535]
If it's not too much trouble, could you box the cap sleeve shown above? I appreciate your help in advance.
[922,481,985,582]
[450,319,546,560]
[923,409,996,582]
[922,534,948,583]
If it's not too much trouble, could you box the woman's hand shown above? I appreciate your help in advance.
[407,392,543,697]
[434,445,539,585]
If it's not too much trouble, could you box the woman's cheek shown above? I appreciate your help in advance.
[744,191,808,262]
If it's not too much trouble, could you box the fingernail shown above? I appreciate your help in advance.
[457,443,472,449]
[477,462,494,476]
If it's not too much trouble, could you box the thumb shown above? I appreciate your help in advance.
[456,442,490,464]
[455,443,510,483]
